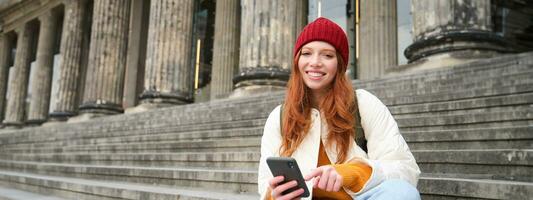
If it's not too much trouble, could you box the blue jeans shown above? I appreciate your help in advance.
[357,179,421,200]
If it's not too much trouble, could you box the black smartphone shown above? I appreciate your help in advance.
[266,157,310,197]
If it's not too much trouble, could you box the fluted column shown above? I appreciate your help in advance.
[405,0,503,63]
[3,25,34,127]
[210,0,240,100]
[27,12,58,125]
[0,34,12,124]
[359,0,397,80]
[49,0,87,121]
[232,0,307,97]
[79,0,130,115]
[139,0,194,105]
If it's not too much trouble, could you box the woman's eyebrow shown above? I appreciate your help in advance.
[301,47,335,52]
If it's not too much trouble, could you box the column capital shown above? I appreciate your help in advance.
[38,10,58,22]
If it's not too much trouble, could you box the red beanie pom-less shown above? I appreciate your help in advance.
[293,17,349,69]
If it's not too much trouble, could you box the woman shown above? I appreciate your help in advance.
[257,17,421,200]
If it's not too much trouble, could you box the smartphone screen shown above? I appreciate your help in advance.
[266,157,310,197]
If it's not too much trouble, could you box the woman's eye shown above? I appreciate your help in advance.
[324,54,334,58]
[301,52,311,56]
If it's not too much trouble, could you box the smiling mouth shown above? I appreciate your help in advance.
[306,71,326,78]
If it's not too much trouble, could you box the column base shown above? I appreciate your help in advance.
[405,30,512,63]
[49,111,77,122]
[230,84,286,98]
[231,67,289,98]
[388,49,502,77]
[1,121,24,129]
[78,101,124,115]
[124,102,176,114]
[139,90,192,105]
[25,119,47,126]
[66,112,110,123]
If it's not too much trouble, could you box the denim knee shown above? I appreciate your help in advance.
[377,179,420,200]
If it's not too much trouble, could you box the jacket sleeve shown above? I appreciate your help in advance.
[258,105,283,200]
[352,89,421,195]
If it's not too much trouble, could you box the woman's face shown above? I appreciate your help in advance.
[298,41,338,95]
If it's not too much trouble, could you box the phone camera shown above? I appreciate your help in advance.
[288,162,294,168]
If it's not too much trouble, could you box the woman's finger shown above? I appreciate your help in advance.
[304,168,322,181]
[272,180,298,199]
[278,188,304,200]
[269,176,285,188]
[333,174,343,191]
[313,176,320,188]
[326,171,337,191]
[317,167,331,189]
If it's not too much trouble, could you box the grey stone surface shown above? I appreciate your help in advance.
[80,0,130,114]
[0,170,258,200]
[210,0,240,100]
[50,0,88,120]
[0,186,66,200]
[27,11,58,124]
[140,0,195,105]
[0,52,531,199]
[359,0,397,80]
[3,24,34,127]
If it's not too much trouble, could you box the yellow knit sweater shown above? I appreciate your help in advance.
[266,141,372,200]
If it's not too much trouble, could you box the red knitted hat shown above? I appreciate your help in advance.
[294,17,349,69]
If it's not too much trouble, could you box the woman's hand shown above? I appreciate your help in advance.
[304,165,343,192]
[268,176,304,200]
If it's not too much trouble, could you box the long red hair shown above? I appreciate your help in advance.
[280,50,356,163]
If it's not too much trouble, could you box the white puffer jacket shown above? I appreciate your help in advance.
[257,89,420,199]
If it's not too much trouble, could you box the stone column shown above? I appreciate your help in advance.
[0,34,12,124]
[210,0,240,100]
[27,12,58,125]
[139,0,194,106]
[358,0,397,80]
[232,0,307,97]
[123,0,149,109]
[3,25,34,127]
[49,0,87,121]
[405,0,503,63]
[79,0,130,115]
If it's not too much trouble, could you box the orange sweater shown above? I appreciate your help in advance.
[312,141,372,199]
[266,141,372,200]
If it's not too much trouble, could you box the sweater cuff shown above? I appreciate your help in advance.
[265,188,275,200]
[333,163,372,193]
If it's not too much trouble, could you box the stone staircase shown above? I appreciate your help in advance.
[0,52,531,199]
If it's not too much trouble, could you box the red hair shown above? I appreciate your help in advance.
[280,50,356,163]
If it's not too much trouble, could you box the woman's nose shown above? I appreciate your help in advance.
[309,55,321,67]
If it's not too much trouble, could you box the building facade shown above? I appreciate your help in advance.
[0,0,531,128]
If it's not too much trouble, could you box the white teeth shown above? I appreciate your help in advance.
[307,72,324,77]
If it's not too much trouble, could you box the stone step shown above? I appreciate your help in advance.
[0,151,260,169]
[0,127,265,149]
[0,170,258,200]
[378,82,533,106]
[396,104,533,128]
[418,173,533,199]
[414,149,533,182]
[1,138,262,154]
[2,92,530,149]
[2,78,528,146]
[389,92,533,115]
[0,161,257,193]
[358,52,532,91]
[405,126,533,150]
[372,69,533,103]
[369,64,532,93]
[2,70,528,140]
[0,185,67,200]
[0,118,267,146]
